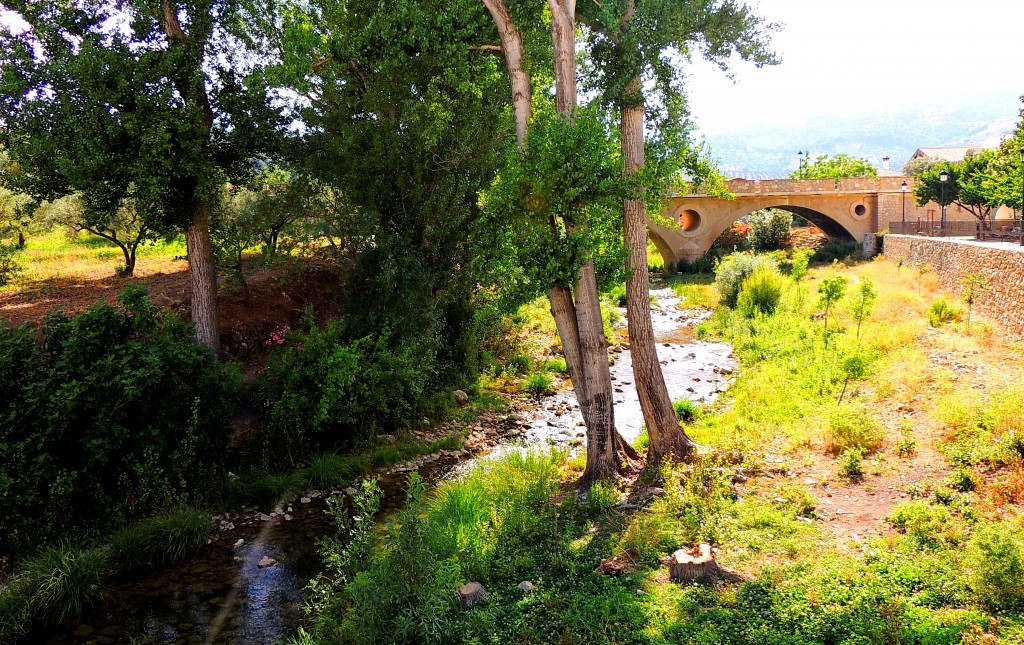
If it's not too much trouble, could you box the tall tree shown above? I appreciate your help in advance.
[482,0,638,485]
[789,153,877,179]
[582,0,776,464]
[914,151,1003,228]
[0,0,284,350]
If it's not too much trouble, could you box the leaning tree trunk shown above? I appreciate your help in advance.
[621,80,697,465]
[186,204,220,352]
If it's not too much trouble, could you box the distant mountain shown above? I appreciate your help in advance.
[701,95,1020,178]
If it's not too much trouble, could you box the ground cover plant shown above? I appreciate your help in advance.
[292,254,1024,644]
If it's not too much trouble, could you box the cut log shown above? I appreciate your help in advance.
[669,543,746,585]
[669,543,717,583]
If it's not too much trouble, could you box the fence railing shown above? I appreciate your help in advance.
[889,220,1024,244]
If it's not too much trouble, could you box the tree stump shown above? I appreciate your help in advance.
[669,543,718,583]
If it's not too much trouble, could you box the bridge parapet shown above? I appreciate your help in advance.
[686,176,913,197]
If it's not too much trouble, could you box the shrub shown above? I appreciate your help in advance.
[255,321,430,467]
[109,507,210,572]
[17,544,107,627]
[0,244,21,286]
[306,452,358,491]
[812,241,861,263]
[736,266,785,317]
[524,372,553,398]
[673,398,703,423]
[710,222,750,254]
[838,448,864,481]
[966,523,1024,612]
[928,299,961,327]
[714,252,778,307]
[747,209,792,251]
[0,286,237,556]
[825,406,884,455]
[543,357,567,374]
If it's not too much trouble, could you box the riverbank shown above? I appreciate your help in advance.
[297,255,1024,644]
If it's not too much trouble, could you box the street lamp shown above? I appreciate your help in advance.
[1019,145,1024,245]
[901,180,908,228]
[939,169,949,233]
[797,151,804,179]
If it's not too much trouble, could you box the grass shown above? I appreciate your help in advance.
[6,229,187,285]
[292,252,1024,644]
[109,507,210,572]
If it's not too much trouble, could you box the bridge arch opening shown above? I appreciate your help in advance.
[679,209,702,232]
[738,205,857,244]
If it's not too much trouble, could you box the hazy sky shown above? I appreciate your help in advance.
[685,0,1024,135]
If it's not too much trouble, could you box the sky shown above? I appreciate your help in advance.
[685,0,1024,135]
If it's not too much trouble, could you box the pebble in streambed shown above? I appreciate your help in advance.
[461,288,737,466]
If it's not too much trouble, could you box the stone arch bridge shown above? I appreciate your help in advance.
[649,177,912,266]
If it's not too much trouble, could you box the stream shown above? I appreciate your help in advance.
[45,287,736,645]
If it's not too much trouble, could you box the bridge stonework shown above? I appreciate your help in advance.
[650,177,934,266]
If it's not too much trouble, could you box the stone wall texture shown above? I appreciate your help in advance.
[883,234,1024,336]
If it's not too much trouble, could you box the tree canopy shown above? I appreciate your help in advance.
[913,150,1003,222]
[791,153,877,179]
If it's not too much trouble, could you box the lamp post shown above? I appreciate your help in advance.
[901,180,908,230]
[939,169,949,234]
[1019,146,1024,245]
[797,151,804,179]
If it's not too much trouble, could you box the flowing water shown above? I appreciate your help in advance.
[46,287,735,645]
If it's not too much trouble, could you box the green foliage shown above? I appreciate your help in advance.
[826,405,884,455]
[9,544,107,629]
[305,452,360,491]
[0,244,21,286]
[524,372,554,398]
[790,249,812,282]
[673,398,703,423]
[746,208,792,251]
[255,321,430,467]
[928,299,961,327]
[301,453,558,644]
[966,523,1024,612]
[0,1,284,238]
[812,241,861,264]
[0,286,237,556]
[960,272,990,331]
[543,358,568,374]
[108,507,210,573]
[903,155,943,177]
[914,152,1003,222]
[481,105,627,306]
[817,272,848,344]
[838,447,865,481]
[736,266,785,317]
[849,277,877,341]
[714,252,778,308]
[790,153,877,179]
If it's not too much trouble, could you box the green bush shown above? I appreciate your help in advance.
[15,544,107,628]
[928,299,961,327]
[747,209,792,252]
[255,321,430,467]
[825,406,884,455]
[109,506,210,572]
[524,372,553,398]
[673,398,703,423]
[736,266,785,317]
[0,244,21,287]
[812,241,861,263]
[838,447,864,481]
[966,523,1024,612]
[0,286,237,556]
[714,252,778,308]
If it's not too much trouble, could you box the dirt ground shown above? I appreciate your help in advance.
[0,259,345,363]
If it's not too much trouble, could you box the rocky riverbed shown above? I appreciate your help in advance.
[47,287,736,645]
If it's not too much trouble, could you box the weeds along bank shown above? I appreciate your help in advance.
[295,252,1024,644]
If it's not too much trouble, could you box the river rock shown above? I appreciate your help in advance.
[458,581,488,609]
[258,555,278,568]
[233,539,244,549]
[454,390,470,407]
[517,581,536,593]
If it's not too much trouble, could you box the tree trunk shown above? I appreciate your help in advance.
[621,82,696,465]
[481,0,531,147]
[186,204,220,352]
[17,231,24,250]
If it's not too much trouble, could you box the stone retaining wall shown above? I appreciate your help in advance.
[883,235,1024,336]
